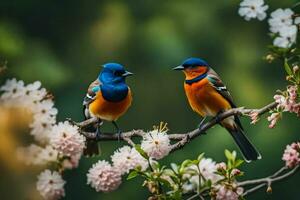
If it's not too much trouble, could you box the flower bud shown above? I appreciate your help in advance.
[216,162,227,171]
[286,75,292,81]
[265,54,275,63]
[293,65,299,73]
[144,181,158,194]
[266,186,272,193]
[231,169,241,176]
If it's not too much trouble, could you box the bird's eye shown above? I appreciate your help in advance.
[114,71,123,76]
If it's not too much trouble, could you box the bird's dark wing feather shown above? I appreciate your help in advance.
[207,68,243,130]
[207,68,236,108]
[83,79,101,119]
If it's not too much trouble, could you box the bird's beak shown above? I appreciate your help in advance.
[122,71,134,77]
[173,65,185,71]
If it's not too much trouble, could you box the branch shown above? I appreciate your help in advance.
[239,165,299,196]
[68,101,277,151]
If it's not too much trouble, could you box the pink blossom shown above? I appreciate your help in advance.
[36,170,65,200]
[249,111,259,124]
[287,85,298,102]
[111,146,148,175]
[231,169,241,176]
[267,112,280,128]
[274,94,287,108]
[50,121,85,157]
[273,86,299,116]
[216,162,227,171]
[87,160,122,192]
[282,142,300,168]
[215,185,243,200]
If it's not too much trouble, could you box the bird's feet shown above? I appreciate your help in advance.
[95,127,102,140]
[214,111,224,123]
[197,117,207,130]
[112,121,122,141]
[117,129,122,142]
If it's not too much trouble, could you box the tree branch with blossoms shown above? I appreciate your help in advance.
[1,1,300,200]
[69,101,278,153]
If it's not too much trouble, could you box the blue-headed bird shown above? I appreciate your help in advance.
[83,63,133,156]
[173,58,261,162]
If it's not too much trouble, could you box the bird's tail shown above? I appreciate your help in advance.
[84,138,101,157]
[83,107,101,157]
[225,120,261,162]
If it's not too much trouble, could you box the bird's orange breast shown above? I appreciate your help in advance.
[89,89,132,121]
[184,78,231,117]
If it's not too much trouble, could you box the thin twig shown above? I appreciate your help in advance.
[239,166,299,197]
[242,183,265,196]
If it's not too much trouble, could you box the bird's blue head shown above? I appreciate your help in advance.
[174,58,209,70]
[173,58,209,80]
[99,63,133,84]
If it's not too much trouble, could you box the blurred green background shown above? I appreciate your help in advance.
[0,0,299,199]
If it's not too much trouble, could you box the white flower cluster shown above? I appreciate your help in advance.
[111,146,148,174]
[238,1,300,48]
[1,79,54,143]
[182,158,223,193]
[0,79,86,200]
[141,129,171,160]
[87,160,122,192]
[50,121,85,157]
[269,9,299,48]
[37,170,66,200]
[87,145,148,192]
[238,0,268,21]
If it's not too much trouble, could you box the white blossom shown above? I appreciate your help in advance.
[33,99,58,119]
[17,144,44,165]
[0,78,26,103]
[111,146,148,175]
[87,160,122,192]
[50,121,85,157]
[36,170,65,200]
[141,129,171,160]
[23,81,47,104]
[183,158,222,193]
[273,25,298,48]
[39,145,59,163]
[29,116,56,144]
[269,8,294,33]
[238,0,268,21]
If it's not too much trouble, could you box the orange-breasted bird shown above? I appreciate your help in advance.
[173,58,261,162]
[83,63,133,155]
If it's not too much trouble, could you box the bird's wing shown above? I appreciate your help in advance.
[207,68,236,108]
[207,68,243,130]
[83,79,102,119]
[83,79,101,106]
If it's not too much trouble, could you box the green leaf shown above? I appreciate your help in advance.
[163,169,175,176]
[225,149,233,161]
[234,159,244,168]
[197,153,205,161]
[170,163,179,174]
[284,58,292,75]
[127,170,138,180]
[150,159,160,170]
[134,145,149,159]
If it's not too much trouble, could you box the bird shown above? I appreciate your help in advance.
[173,57,261,162]
[83,63,133,156]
